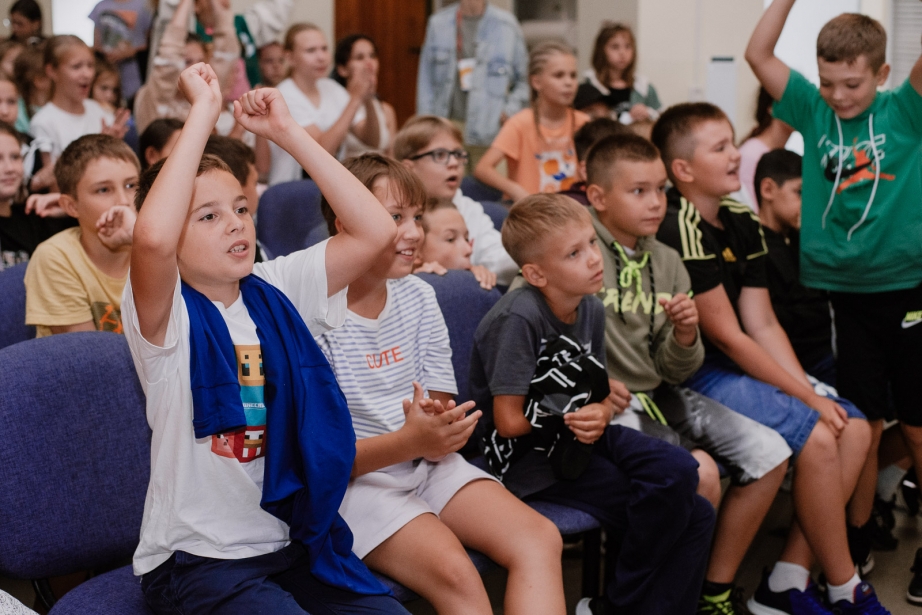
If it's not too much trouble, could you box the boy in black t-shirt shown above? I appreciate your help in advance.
[653,103,886,614]
[755,149,834,385]
[470,193,714,615]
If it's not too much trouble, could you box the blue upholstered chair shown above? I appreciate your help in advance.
[461,175,503,204]
[0,263,35,350]
[0,332,152,614]
[417,269,604,597]
[480,201,508,232]
[256,179,326,259]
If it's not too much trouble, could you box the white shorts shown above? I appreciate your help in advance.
[340,452,496,558]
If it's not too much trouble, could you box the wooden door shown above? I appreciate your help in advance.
[335,0,429,127]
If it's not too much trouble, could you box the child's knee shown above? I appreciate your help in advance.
[803,421,839,464]
[428,547,486,595]
[692,449,722,509]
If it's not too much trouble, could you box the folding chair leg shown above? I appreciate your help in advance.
[581,528,602,597]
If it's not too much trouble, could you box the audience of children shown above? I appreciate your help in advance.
[394,115,518,285]
[6,2,922,613]
[474,42,589,201]
[89,58,123,115]
[267,23,379,184]
[30,36,129,176]
[412,197,497,290]
[7,0,44,46]
[558,116,625,205]
[333,34,397,159]
[89,0,153,102]
[469,194,715,614]
[736,88,795,211]
[24,133,139,337]
[125,71,406,615]
[256,41,286,87]
[12,44,50,133]
[584,133,792,614]
[137,117,182,169]
[133,0,238,135]
[574,23,661,125]
[0,121,72,270]
[749,1,922,606]
[316,154,564,614]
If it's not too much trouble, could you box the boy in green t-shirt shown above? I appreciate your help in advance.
[747,2,922,603]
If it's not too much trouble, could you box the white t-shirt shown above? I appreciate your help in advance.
[453,189,518,285]
[317,276,457,440]
[268,78,365,186]
[123,240,347,575]
[30,99,115,162]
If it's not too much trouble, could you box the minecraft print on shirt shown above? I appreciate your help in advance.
[211,344,267,463]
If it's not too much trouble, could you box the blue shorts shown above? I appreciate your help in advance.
[685,357,865,457]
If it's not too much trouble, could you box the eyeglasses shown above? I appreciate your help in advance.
[409,148,469,165]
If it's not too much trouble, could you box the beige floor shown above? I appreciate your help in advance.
[2,493,920,614]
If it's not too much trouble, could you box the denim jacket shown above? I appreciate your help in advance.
[416,3,529,146]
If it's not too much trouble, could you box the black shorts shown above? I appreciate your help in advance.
[831,282,922,425]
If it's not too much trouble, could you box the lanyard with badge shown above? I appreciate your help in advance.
[456,10,476,92]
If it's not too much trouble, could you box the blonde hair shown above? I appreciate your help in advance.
[393,115,463,161]
[591,22,636,88]
[501,193,591,267]
[528,42,577,145]
[817,13,887,72]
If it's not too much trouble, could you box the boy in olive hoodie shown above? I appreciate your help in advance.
[586,133,792,615]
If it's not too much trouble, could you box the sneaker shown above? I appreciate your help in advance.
[748,569,832,615]
[829,581,889,614]
[866,507,898,552]
[902,469,920,517]
[698,586,749,614]
[908,547,922,605]
[575,596,620,615]
[847,525,873,577]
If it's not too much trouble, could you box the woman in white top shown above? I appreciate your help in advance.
[266,23,378,185]
[333,34,397,159]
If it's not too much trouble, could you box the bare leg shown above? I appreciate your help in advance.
[901,423,922,483]
[847,419,879,527]
[439,480,566,615]
[363,513,493,615]
[781,423,855,585]
[879,423,912,469]
[692,448,723,509]
[706,459,788,583]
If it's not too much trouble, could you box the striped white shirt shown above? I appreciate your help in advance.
[318,276,457,440]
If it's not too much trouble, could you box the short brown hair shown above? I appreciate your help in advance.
[204,136,256,186]
[135,154,231,210]
[322,153,427,236]
[502,193,591,267]
[54,134,140,198]
[392,115,463,161]
[421,197,457,232]
[817,13,886,72]
[586,133,661,189]
[651,102,730,180]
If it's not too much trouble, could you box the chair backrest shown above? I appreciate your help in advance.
[0,332,150,580]
[414,270,501,403]
[256,179,325,259]
[461,176,503,204]
[0,263,36,350]
[479,201,508,232]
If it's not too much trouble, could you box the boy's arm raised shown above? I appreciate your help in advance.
[745,0,794,100]
[131,64,224,346]
[234,88,396,297]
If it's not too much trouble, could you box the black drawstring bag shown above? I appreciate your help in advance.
[524,334,611,481]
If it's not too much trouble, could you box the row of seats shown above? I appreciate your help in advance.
[0,267,604,612]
